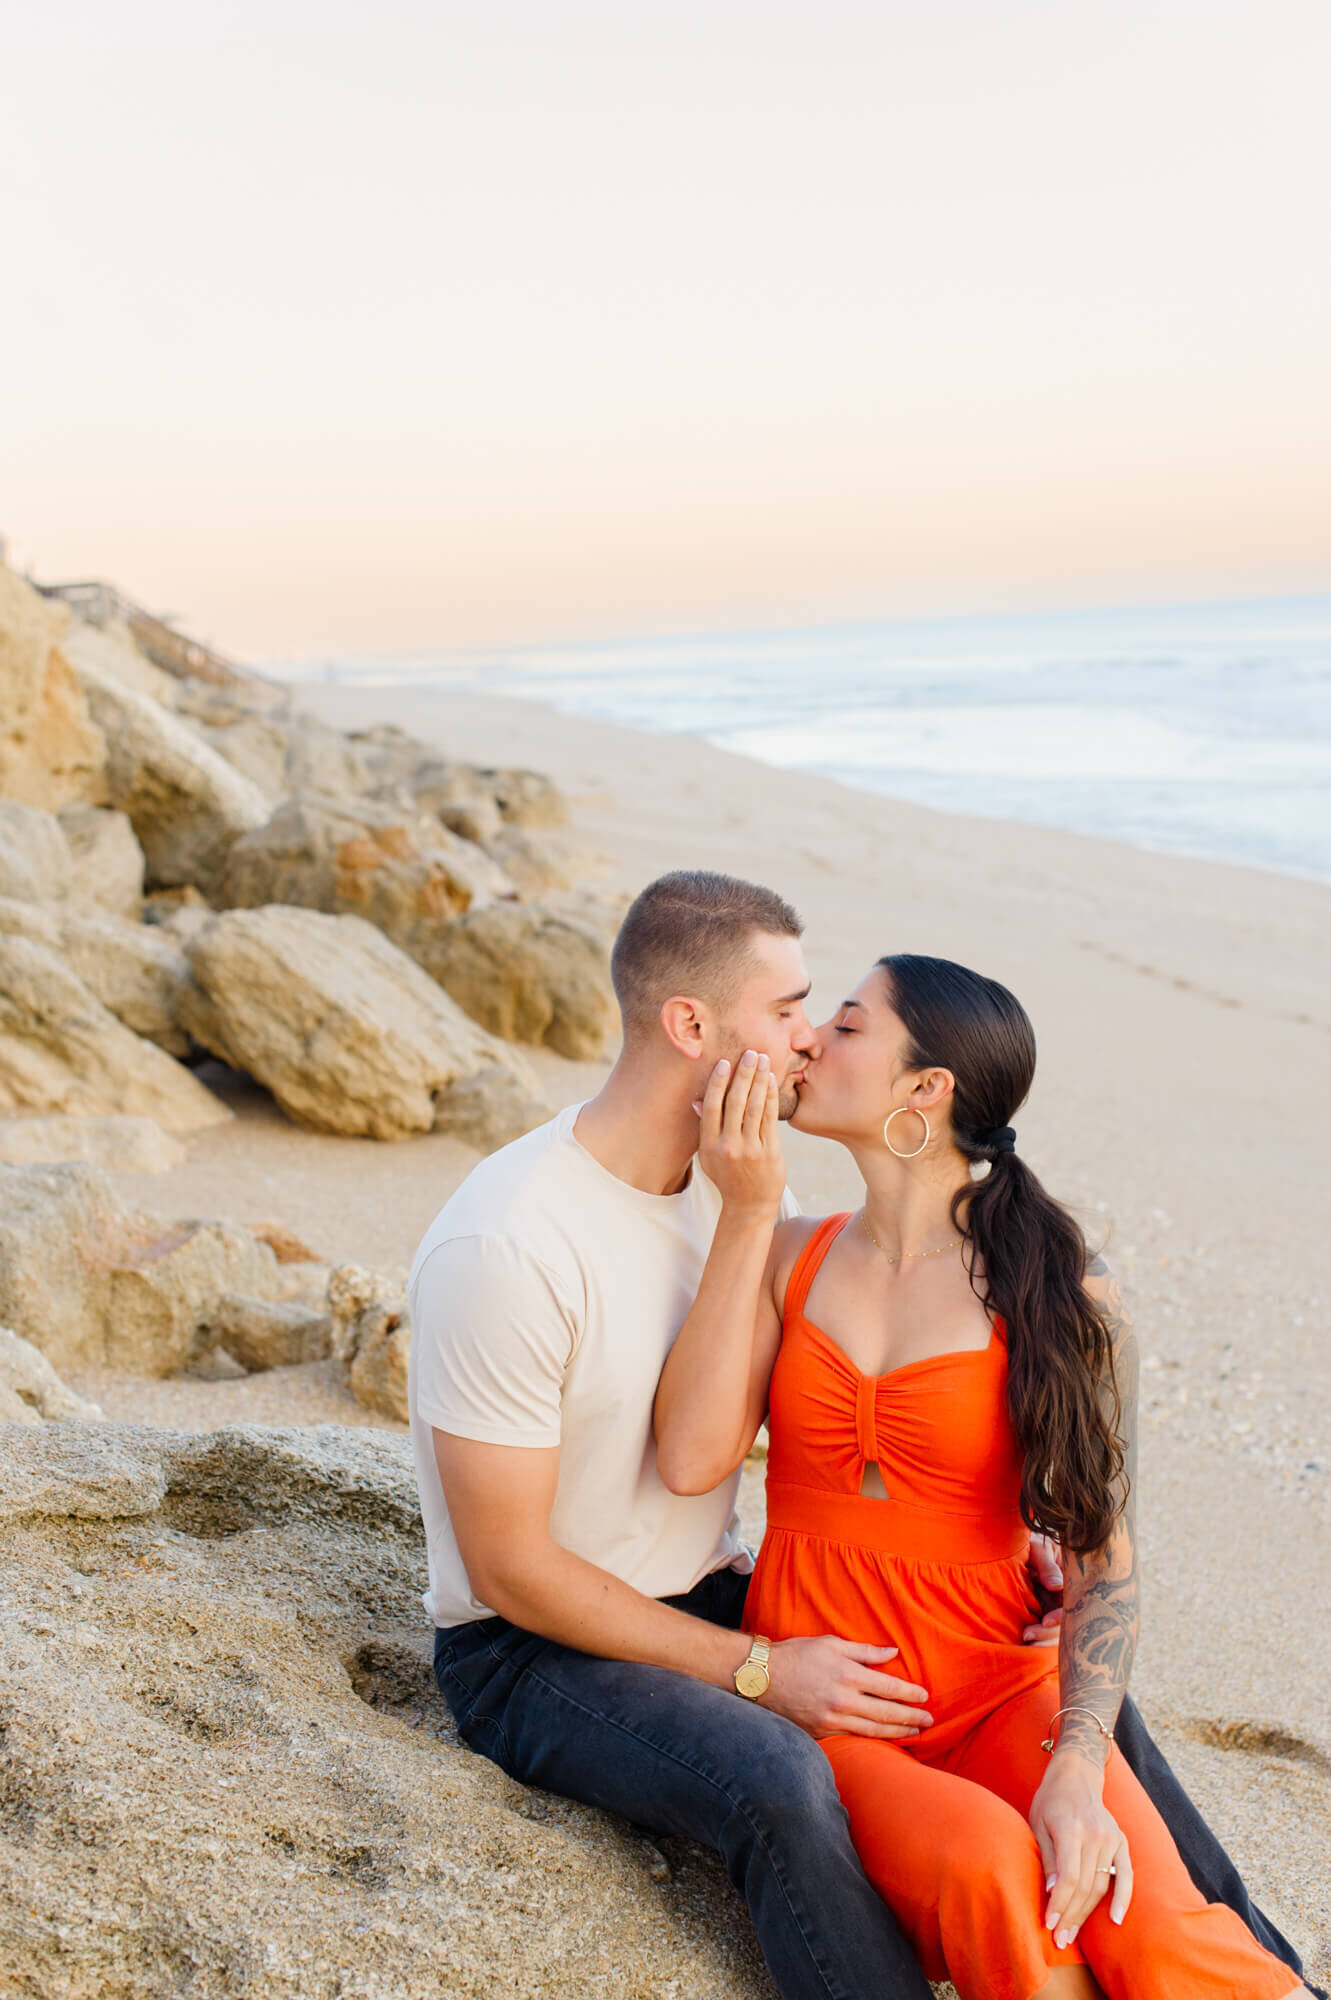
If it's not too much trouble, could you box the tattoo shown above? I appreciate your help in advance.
[1056,1262,1140,1765]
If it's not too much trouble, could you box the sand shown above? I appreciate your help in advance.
[80,679,1330,1979]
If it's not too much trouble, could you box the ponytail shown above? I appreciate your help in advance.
[880,955,1126,1555]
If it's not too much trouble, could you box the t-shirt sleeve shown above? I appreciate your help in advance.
[409,1233,576,1449]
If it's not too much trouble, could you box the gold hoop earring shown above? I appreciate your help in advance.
[884,1106,930,1159]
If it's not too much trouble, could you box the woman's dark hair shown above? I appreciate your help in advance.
[879,953,1125,1554]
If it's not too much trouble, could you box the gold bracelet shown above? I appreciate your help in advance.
[1041,1705,1116,1756]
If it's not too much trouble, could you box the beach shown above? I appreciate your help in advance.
[68,675,1330,1978]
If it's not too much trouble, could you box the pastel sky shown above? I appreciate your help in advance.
[4,0,1329,660]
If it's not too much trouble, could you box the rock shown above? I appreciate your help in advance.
[73,656,270,896]
[0,934,231,1134]
[249,1220,321,1264]
[0,901,192,1056]
[0,1421,777,1998]
[283,715,375,797]
[0,566,107,809]
[222,792,515,952]
[0,1322,102,1422]
[201,710,292,801]
[346,720,438,789]
[59,614,175,704]
[489,765,570,829]
[424,902,615,1059]
[211,1294,333,1372]
[0,1161,279,1376]
[267,1260,333,1313]
[0,799,74,902]
[58,804,145,918]
[0,1113,187,1174]
[178,906,548,1142]
[328,1264,410,1421]
[407,759,506,844]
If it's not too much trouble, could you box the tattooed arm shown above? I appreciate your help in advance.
[1056,1254,1141,1754]
[1028,1254,1140,1945]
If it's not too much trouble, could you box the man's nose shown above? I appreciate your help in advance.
[795,1011,822,1060]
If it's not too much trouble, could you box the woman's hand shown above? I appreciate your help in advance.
[696,1051,784,1221]
[1029,1751,1133,1946]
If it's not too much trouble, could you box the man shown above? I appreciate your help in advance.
[409,869,1310,1999]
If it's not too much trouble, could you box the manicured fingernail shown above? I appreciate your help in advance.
[1047,1913,1061,1931]
[1055,1929,1071,1949]
[1045,1874,1057,1891]
[717,1060,730,1075]
[691,1101,704,1115]
[757,1053,770,1069]
[1111,1909,1123,1926]
[741,1049,757,1066]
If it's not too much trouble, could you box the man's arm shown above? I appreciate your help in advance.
[433,1427,934,1741]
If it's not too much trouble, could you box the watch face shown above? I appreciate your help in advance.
[735,1661,770,1699]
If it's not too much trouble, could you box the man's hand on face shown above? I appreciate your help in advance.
[695,1051,786,1221]
[760,1636,933,1741]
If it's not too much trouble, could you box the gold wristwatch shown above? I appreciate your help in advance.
[734,1635,773,1700]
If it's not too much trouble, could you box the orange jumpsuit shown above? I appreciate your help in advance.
[742,1214,1298,2000]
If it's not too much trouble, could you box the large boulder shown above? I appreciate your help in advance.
[0,567,107,809]
[0,1422,777,2000]
[0,1161,279,1375]
[0,799,74,902]
[0,899,191,1055]
[59,614,175,704]
[210,1293,332,1372]
[0,1113,186,1174]
[58,805,146,919]
[73,657,270,897]
[222,792,515,947]
[425,902,615,1059]
[0,933,229,1133]
[201,710,292,802]
[177,906,548,1144]
[0,1323,103,1424]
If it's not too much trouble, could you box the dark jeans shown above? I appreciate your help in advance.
[434,1567,1314,2000]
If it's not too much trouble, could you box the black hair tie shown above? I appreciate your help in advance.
[983,1126,1017,1155]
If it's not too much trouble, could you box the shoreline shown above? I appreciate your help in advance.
[77,678,1329,1975]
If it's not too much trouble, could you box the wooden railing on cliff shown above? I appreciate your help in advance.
[37,580,247,688]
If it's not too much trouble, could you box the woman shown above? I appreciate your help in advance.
[654,953,1307,2000]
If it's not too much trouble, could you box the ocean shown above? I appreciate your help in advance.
[274,595,1331,885]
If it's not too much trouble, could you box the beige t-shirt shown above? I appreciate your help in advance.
[408,1100,798,1629]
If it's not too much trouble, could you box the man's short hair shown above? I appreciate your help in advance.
[611,870,803,1037]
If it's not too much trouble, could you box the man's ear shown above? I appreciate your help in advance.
[659,995,707,1060]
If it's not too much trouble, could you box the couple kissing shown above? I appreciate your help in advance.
[408,870,1317,2000]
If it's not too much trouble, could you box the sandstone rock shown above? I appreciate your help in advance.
[59,614,175,704]
[283,714,375,797]
[490,764,570,828]
[0,1161,279,1375]
[0,799,73,901]
[0,1113,187,1174]
[328,1264,410,1421]
[222,793,515,953]
[73,657,270,896]
[178,906,548,1143]
[249,1220,321,1264]
[0,1420,779,1998]
[58,804,146,918]
[0,567,107,809]
[424,902,615,1059]
[267,1260,333,1313]
[347,720,437,789]
[0,1322,102,1423]
[211,1294,333,1372]
[0,897,188,1051]
[407,759,506,844]
[202,710,291,801]
[0,934,231,1133]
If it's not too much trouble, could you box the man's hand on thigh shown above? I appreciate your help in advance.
[763,1635,933,1740]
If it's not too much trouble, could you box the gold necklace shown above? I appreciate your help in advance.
[860,1209,963,1265]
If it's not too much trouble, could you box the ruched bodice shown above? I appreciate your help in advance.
[744,1211,1056,1753]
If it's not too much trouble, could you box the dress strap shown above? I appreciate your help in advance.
[782,1212,853,1325]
